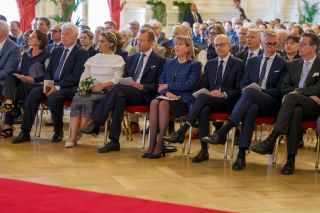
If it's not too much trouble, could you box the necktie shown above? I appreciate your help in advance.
[133,53,146,81]
[215,60,224,89]
[53,48,69,83]
[239,45,244,52]
[298,61,310,88]
[258,57,269,86]
[248,51,254,58]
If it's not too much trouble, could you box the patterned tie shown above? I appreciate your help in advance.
[298,61,310,88]
[54,48,69,83]
[258,57,269,86]
[239,45,245,52]
[215,60,224,89]
[133,53,146,81]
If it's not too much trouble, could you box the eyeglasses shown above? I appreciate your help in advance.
[214,43,229,48]
[264,42,278,48]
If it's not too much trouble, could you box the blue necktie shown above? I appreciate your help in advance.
[258,57,269,86]
[298,61,310,88]
[133,53,146,81]
[215,60,224,89]
[54,48,69,83]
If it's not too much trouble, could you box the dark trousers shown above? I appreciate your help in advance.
[4,75,41,125]
[274,93,320,155]
[229,88,280,148]
[91,84,150,142]
[21,86,75,133]
[186,94,228,151]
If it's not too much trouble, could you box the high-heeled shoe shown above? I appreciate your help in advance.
[148,151,165,159]
[64,139,77,148]
[141,152,152,158]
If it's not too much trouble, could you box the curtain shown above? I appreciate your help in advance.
[16,0,36,32]
[108,0,124,30]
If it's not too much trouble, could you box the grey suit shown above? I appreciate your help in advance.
[0,38,20,93]
[274,57,320,155]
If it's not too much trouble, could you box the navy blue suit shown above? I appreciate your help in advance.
[90,51,166,142]
[184,11,203,26]
[187,56,244,151]
[0,38,20,93]
[229,54,287,148]
[20,44,89,133]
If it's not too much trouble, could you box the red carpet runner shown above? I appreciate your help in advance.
[0,178,232,213]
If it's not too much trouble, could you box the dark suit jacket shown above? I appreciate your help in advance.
[184,11,203,26]
[242,54,287,99]
[159,58,201,105]
[203,55,244,111]
[234,48,263,64]
[230,45,247,56]
[48,42,64,53]
[0,39,20,83]
[282,57,320,97]
[44,44,89,89]
[157,32,170,49]
[124,51,165,101]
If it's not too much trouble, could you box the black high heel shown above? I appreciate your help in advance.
[141,152,152,158]
[148,150,165,159]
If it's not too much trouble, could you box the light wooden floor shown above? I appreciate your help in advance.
[0,121,319,213]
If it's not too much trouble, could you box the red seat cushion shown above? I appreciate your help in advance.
[125,106,150,113]
[255,117,275,124]
[209,113,229,121]
[301,121,317,129]
[0,95,4,101]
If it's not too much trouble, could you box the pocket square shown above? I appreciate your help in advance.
[312,72,319,77]
[151,65,156,68]
[274,70,280,73]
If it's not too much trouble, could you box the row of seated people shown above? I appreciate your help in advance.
[0,20,319,176]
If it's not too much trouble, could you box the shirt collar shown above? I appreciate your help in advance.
[219,53,231,63]
[263,52,276,60]
[64,42,76,53]
[140,48,152,58]
[304,55,316,64]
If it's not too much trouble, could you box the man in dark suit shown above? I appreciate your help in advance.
[150,20,170,49]
[12,23,89,144]
[9,21,23,46]
[202,30,287,171]
[0,20,20,95]
[184,3,203,27]
[79,28,166,153]
[163,35,244,163]
[250,32,320,175]
[48,24,63,53]
[234,28,262,64]
[230,26,248,55]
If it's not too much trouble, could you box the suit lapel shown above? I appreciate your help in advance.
[0,40,9,59]
[222,56,233,84]
[304,56,320,86]
[266,55,280,84]
[59,45,78,78]
[141,52,154,79]
[211,59,218,87]
[129,53,140,77]
[255,55,263,82]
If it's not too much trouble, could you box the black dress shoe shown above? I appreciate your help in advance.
[163,131,184,144]
[52,131,63,142]
[97,142,120,153]
[12,131,30,144]
[250,140,274,155]
[192,150,209,163]
[232,158,246,171]
[281,161,295,175]
[201,133,226,145]
[142,152,152,158]
[148,150,165,159]
[164,145,178,153]
[79,122,100,135]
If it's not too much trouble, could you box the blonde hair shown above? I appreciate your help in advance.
[101,31,117,52]
[175,35,195,60]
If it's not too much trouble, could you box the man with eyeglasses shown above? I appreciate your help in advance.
[163,35,244,163]
[234,28,262,64]
[250,32,320,175]
[48,24,63,53]
[202,30,287,171]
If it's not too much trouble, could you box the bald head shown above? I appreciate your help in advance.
[214,34,232,58]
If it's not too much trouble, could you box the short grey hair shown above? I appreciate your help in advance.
[149,19,162,28]
[61,22,79,37]
[121,29,133,39]
[276,29,289,37]
[248,28,261,40]
[261,29,278,41]
[0,20,9,37]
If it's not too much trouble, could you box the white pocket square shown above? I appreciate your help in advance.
[274,70,280,73]
[312,72,319,77]
[151,65,156,68]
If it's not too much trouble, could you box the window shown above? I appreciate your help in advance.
[0,0,20,23]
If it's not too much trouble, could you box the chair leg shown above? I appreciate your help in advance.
[141,113,147,149]
[36,105,44,137]
[224,133,229,159]
[230,127,236,160]
[316,137,320,169]
[187,126,192,154]
[273,137,281,164]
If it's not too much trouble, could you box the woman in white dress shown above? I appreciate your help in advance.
[65,32,125,148]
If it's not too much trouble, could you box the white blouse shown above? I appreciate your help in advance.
[80,53,125,85]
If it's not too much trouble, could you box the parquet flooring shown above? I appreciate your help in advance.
[0,120,319,213]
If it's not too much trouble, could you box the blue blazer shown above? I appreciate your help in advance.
[0,39,20,84]
[203,55,244,111]
[159,58,201,105]
[241,54,287,99]
[44,45,89,89]
[124,51,166,102]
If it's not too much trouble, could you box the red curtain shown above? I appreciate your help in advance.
[16,0,36,32]
[108,0,122,30]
